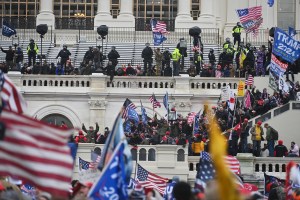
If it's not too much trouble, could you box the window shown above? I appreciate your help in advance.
[41,114,74,128]
[277,0,296,30]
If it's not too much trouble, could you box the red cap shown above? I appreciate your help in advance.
[244,118,248,122]
[79,130,83,135]
[166,131,170,135]
[257,121,262,125]
[85,182,93,188]
[278,140,283,145]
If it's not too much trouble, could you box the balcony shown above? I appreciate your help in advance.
[74,144,300,189]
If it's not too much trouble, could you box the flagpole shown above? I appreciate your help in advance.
[134,158,138,180]
[231,96,237,128]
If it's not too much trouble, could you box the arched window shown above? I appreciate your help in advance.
[41,114,73,128]
[139,148,147,161]
[131,148,137,161]
[177,149,185,162]
[148,149,156,161]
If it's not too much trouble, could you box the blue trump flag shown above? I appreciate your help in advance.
[267,0,274,7]
[127,106,140,125]
[141,102,148,126]
[124,120,132,133]
[273,27,300,63]
[153,32,167,46]
[289,27,297,37]
[98,113,133,183]
[88,141,128,200]
[193,112,200,135]
[2,21,16,37]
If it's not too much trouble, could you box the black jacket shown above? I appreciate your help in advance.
[142,46,153,60]
[1,48,15,61]
[56,49,71,60]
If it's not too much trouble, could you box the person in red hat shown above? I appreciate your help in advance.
[74,130,88,144]
[274,140,288,157]
[161,131,175,144]
[250,120,264,156]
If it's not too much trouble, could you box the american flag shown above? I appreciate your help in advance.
[0,70,27,113]
[236,6,262,24]
[79,157,95,170]
[195,152,216,190]
[149,94,161,109]
[90,150,101,169]
[245,74,254,86]
[225,155,241,175]
[122,98,137,119]
[150,19,169,34]
[0,109,74,197]
[136,164,168,194]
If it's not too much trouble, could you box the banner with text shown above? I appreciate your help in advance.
[270,54,288,76]
[273,28,300,63]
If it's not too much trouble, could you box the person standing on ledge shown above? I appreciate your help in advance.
[82,122,99,143]
[232,22,243,47]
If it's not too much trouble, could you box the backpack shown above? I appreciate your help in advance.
[271,127,279,141]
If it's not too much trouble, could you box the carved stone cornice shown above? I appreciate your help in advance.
[88,100,107,109]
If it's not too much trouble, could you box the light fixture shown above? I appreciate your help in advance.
[74,12,85,17]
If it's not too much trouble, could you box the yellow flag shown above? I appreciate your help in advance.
[239,50,246,69]
[237,80,245,97]
[208,110,242,200]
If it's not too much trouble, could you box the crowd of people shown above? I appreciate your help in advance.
[72,80,299,158]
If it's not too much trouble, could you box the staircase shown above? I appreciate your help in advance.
[72,41,223,71]
[248,101,300,146]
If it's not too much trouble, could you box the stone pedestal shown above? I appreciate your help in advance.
[36,0,55,29]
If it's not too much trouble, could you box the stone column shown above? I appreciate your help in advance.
[175,0,193,29]
[198,0,216,28]
[117,0,135,27]
[88,99,107,133]
[36,0,55,29]
[94,0,113,28]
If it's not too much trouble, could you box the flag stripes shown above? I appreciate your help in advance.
[149,94,161,109]
[136,164,168,194]
[0,72,27,113]
[0,109,74,197]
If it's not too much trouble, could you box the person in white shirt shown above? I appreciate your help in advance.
[288,141,299,157]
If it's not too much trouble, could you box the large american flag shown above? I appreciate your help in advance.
[236,6,262,24]
[150,19,169,34]
[122,98,137,119]
[225,155,241,175]
[0,109,74,197]
[149,94,161,109]
[136,164,168,194]
[0,71,27,113]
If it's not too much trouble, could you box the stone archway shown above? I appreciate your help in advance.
[33,105,81,128]
[41,113,74,128]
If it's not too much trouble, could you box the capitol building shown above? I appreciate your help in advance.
[1,0,300,190]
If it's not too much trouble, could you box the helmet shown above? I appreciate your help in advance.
[237,22,241,26]
[111,46,116,50]
[246,43,251,48]
[210,48,214,52]
[225,37,230,42]
[30,39,34,42]
[63,44,67,48]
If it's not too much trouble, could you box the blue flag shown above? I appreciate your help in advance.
[2,21,16,37]
[193,112,200,135]
[98,113,132,183]
[289,27,297,37]
[163,92,169,112]
[267,0,274,7]
[127,106,139,125]
[88,142,128,200]
[124,120,132,133]
[68,142,78,161]
[153,32,167,46]
[273,28,300,63]
[163,181,176,200]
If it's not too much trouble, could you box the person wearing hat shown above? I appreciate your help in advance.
[56,44,71,68]
[0,45,15,70]
[74,130,87,144]
[232,22,243,47]
[141,43,153,76]
[250,121,264,156]
[191,134,204,156]
[82,122,99,143]
[264,123,278,157]
[274,140,288,157]
[161,131,175,145]
[27,39,39,67]
[208,48,216,68]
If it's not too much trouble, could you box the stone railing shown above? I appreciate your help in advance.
[8,74,260,94]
